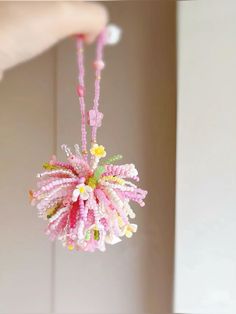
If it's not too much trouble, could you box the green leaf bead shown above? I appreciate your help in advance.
[102,154,123,165]
[85,230,91,241]
[94,166,106,180]
[43,163,60,170]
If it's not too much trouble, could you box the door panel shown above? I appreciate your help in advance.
[0,51,55,313]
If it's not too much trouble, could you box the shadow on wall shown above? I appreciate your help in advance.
[52,2,177,313]
[143,3,176,313]
[105,2,177,313]
[56,2,177,312]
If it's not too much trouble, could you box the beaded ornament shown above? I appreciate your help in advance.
[30,25,147,252]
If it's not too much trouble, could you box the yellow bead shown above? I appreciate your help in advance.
[118,216,124,227]
[46,204,60,219]
[68,244,74,251]
[94,229,100,241]
[87,177,97,188]
[126,230,133,238]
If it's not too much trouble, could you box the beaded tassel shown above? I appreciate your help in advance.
[30,25,147,252]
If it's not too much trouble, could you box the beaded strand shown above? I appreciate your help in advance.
[76,36,87,159]
[76,32,106,149]
[91,31,106,144]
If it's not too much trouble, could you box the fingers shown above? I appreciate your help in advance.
[0,2,109,75]
[52,2,109,42]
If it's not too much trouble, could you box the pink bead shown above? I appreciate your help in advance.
[88,110,103,127]
[93,60,105,70]
[76,85,84,97]
[79,177,85,184]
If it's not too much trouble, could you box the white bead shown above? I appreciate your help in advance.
[105,24,122,45]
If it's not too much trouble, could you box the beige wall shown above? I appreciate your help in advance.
[0,46,55,312]
[0,2,176,313]
[174,1,236,313]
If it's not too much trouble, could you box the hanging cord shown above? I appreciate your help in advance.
[76,32,106,159]
[76,28,120,157]
[76,35,87,160]
[91,31,106,144]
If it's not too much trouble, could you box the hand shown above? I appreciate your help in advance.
[0,2,108,79]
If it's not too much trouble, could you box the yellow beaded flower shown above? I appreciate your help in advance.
[90,144,106,158]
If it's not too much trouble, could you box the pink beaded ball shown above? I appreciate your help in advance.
[30,144,147,252]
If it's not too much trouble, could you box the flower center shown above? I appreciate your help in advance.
[79,186,85,194]
[95,147,103,155]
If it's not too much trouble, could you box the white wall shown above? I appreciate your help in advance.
[0,2,176,314]
[174,1,236,313]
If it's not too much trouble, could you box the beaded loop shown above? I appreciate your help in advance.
[91,31,106,143]
[76,36,87,161]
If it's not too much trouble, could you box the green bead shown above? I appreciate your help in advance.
[102,154,123,165]
[94,166,106,180]
[87,177,97,188]
[94,229,100,241]
[43,163,59,170]
[85,230,91,241]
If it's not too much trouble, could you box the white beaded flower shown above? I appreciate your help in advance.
[72,183,92,202]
